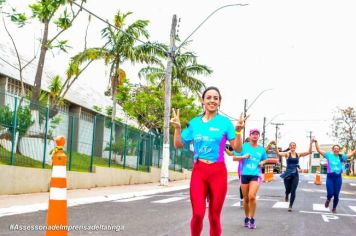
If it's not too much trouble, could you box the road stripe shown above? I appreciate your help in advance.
[349,206,356,212]
[114,196,152,202]
[350,183,356,186]
[152,197,186,203]
[320,196,356,201]
[300,211,356,217]
[307,181,325,184]
[313,204,330,212]
[272,202,289,208]
[232,201,242,207]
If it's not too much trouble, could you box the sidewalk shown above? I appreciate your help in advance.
[0,179,191,218]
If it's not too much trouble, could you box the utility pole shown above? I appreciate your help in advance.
[307,131,313,173]
[262,117,266,147]
[271,122,284,143]
[160,15,177,186]
[242,99,247,141]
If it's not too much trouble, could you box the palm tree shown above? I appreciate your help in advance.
[70,11,165,124]
[138,40,213,97]
[69,11,165,163]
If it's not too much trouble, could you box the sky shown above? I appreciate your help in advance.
[1,0,356,168]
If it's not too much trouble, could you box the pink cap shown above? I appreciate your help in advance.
[249,128,260,135]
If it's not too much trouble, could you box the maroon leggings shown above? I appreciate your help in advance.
[190,160,227,236]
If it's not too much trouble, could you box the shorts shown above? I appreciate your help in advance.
[241,175,259,184]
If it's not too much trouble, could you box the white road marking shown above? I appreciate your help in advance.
[349,206,356,213]
[152,197,186,203]
[322,214,339,222]
[114,196,152,202]
[300,211,356,217]
[307,181,325,184]
[320,196,356,201]
[272,202,289,208]
[350,183,356,186]
[232,202,242,207]
[313,204,330,212]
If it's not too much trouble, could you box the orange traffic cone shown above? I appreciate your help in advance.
[264,165,274,182]
[46,136,68,236]
[314,166,321,185]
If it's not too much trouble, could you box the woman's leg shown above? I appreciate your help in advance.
[284,177,292,201]
[332,174,343,210]
[241,183,250,218]
[325,174,334,208]
[207,163,227,236]
[289,174,299,208]
[247,181,260,218]
[190,164,208,236]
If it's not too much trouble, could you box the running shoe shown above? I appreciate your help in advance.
[248,218,256,229]
[332,208,336,214]
[244,217,250,227]
[285,195,289,202]
[288,207,292,212]
[325,199,330,208]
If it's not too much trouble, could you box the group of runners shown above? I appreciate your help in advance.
[170,86,356,236]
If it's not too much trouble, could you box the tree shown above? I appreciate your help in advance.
[70,11,165,125]
[331,106,356,175]
[138,40,213,97]
[23,0,87,108]
[118,81,202,134]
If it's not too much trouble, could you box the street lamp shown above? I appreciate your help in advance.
[160,4,248,185]
[242,88,273,140]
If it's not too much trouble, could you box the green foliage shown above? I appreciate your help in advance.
[120,82,202,133]
[10,12,27,27]
[54,8,71,29]
[92,105,102,113]
[0,104,34,136]
[47,115,62,139]
[331,107,356,152]
[29,0,65,23]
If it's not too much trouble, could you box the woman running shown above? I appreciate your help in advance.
[314,139,356,213]
[239,128,267,229]
[171,86,246,236]
[273,140,313,211]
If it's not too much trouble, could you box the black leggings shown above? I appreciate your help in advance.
[284,173,299,207]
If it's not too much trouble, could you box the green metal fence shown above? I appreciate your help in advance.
[0,91,193,172]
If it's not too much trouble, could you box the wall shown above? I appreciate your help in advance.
[0,165,191,195]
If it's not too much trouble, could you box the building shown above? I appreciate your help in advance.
[0,42,155,168]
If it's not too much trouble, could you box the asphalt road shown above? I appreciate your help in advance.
[1,174,355,236]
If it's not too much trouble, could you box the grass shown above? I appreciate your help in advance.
[0,145,151,173]
[0,146,51,168]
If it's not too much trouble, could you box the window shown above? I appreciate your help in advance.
[314,153,320,158]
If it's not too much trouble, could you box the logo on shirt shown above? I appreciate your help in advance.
[209,127,220,132]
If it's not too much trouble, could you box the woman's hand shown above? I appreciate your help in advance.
[170,108,181,129]
[236,113,249,132]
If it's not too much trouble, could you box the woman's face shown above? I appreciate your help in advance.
[202,89,220,113]
[289,142,296,151]
[332,145,340,155]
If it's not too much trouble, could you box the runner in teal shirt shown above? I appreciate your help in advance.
[181,113,236,163]
[314,140,356,213]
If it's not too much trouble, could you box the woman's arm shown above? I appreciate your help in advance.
[346,149,356,159]
[314,139,325,157]
[231,113,248,153]
[233,154,250,161]
[171,109,184,148]
[298,140,313,157]
[271,140,288,158]
[225,148,234,156]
